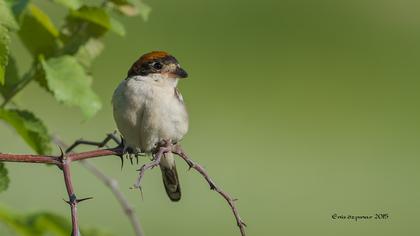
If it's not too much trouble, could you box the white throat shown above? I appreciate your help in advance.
[130,74,179,88]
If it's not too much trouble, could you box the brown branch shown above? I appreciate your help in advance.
[0,148,122,165]
[128,141,247,236]
[172,145,247,236]
[54,135,145,236]
[0,147,123,236]
[61,158,80,236]
[0,138,247,236]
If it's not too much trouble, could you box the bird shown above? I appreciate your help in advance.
[112,51,189,201]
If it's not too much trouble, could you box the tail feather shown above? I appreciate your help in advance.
[160,154,181,201]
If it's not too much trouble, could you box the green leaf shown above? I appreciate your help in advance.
[25,212,71,235]
[0,25,11,85]
[75,38,104,68]
[0,55,20,98]
[0,206,34,236]
[0,163,9,193]
[0,0,19,30]
[109,17,125,36]
[0,206,115,236]
[69,6,125,36]
[18,4,60,57]
[110,0,151,21]
[8,0,30,18]
[0,109,52,154]
[50,0,82,10]
[70,6,110,29]
[40,55,101,118]
[0,208,69,236]
[136,0,151,21]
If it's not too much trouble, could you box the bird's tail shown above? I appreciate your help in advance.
[160,152,181,201]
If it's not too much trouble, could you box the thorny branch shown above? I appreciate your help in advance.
[172,144,247,236]
[130,141,247,236]
[0,137,247,236]
[54,134,145,236]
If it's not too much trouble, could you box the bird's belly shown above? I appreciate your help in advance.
[113,80,188,153]
[141,94,188,151]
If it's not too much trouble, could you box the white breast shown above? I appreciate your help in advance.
[112,75,189,153]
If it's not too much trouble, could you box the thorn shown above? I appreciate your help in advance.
[63,198,71,205]
[129,156,133,165]
[209,183,216,190]
[119,155,124,170]
[77,197,93,203]
[232,198,239,202]
[240,221,247,227]
[56,145,65,160]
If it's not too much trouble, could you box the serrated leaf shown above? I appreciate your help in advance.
[0,0,19,30]
[18,4,60,57]
[0,109,52,154]
[75,38,104,68]
[50,0,82,10]
[0,25,11,85]
[0,56,20,98]
[40,56,101,118]
[0,163,9,193]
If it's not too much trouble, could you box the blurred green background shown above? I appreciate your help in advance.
[1,0,420,235]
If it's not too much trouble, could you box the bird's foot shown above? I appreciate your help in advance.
[122,147,146,165]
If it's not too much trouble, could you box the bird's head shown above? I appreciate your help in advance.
[127,51,188,85]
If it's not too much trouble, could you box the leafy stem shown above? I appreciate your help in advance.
[0,65,36,108]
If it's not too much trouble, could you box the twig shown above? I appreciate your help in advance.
[64,132,121,153]
[54,134,145,236]
[0,147,122,236]
[0,148,122,164]
[172,144,247,236]
[0,140,247,236]
[131,141,171,190]
[61,156,81,236]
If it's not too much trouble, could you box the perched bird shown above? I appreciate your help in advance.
[112,51,189,201]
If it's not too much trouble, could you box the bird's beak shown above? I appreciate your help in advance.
[174,67,188,79]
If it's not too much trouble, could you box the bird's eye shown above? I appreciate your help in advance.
[153,62,163,70]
